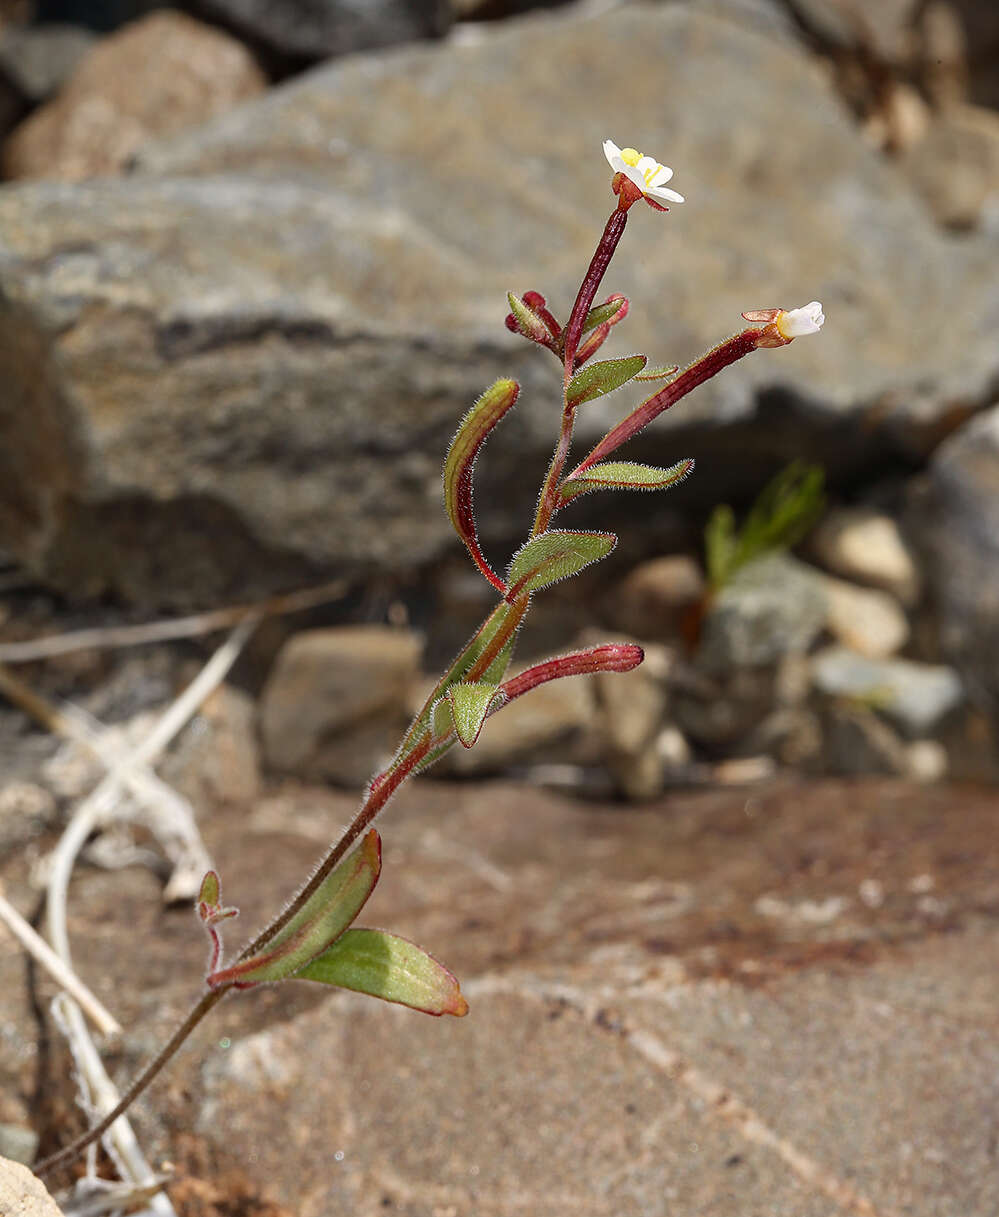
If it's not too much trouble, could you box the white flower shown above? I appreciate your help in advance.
[775,301,824,338]
[603,139,684,205]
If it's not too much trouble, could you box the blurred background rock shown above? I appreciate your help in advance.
[1,4,998,1211]
[0,0,996,800]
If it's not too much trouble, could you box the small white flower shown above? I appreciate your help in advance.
[775,301,825,338]
[603,139,684,205]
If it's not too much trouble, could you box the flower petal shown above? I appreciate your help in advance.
[603,139,624,170]
[648,184,685,204]
[776,301,825,338]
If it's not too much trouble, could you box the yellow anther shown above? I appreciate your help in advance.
[620,148,642,167]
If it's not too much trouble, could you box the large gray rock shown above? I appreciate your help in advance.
[0,3,997,606]
[186,0,452,63]
[916,404,999,706]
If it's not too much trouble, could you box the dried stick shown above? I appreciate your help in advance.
[0,579,346,663]
[40,621,258,1195]
[0,884,120,1036]
[0,663,213,904]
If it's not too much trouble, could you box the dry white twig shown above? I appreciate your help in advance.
[0,884,120,1036]
[43,620,258,1208]
[0,578,345,663]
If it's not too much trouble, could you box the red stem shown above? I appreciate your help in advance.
[561,207,629,379]
[568,328,761,479]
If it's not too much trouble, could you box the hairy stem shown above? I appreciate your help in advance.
[532,206,629,536]
[568,328,762,480]
[36,987,228,1178]
[560,207,628,378]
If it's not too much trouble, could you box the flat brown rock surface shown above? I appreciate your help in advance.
[3,777,998,1214]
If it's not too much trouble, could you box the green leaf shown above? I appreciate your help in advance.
[559,459,694,504]
[705,462,825,591]
[447,681,502,748]
[213,832,381,986]
[566,355,647,409]
[296,928,469,1017]
[198,870,220,908]
[507,529,616,596]
[581,297,626,335]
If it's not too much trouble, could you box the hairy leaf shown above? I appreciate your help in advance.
[566,355,647,409]
[580,296,627,335]
[507,530,616,597]
[211,832,380,987]
[297,928,468,1017]
[559,458,694,504]
[443,379,520,592]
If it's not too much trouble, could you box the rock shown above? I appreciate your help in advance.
[602,554,705,642]
[6,776,999,1215]
[904,738,949,783]
[811,644,964,736]
[914,404,999,706]
[0,3,997,605]
[0,1123,37,1166]
[591,642,669,800]
[3,10,267,180]
[0,1155,62,1216]
[697,553,827,672]
[0,781,56,851]
[821,702,916,776]
[259,625,422,782]
[186,0,451,64]
[0,21,96,104]
[819,571,909,658]
[955,0,999,109]
[673,666,779,749]
[161,682,261,805]
[742,706,824,768]
[917,1,969,107]
[711,754,777,784]
[809,508,921,605]
[899,104,999,230]
[784,0,919,60]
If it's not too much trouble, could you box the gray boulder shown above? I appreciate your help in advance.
[0,3,997,606]
[915,404,999,706]
[187,0,452,63]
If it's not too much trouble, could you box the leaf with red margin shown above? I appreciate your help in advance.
[208,831,381,987]
[559,459,694,504]
[296,928,468,1017]
[506,529,616,597]
[443,379,520,593]
[566,355,647,409]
